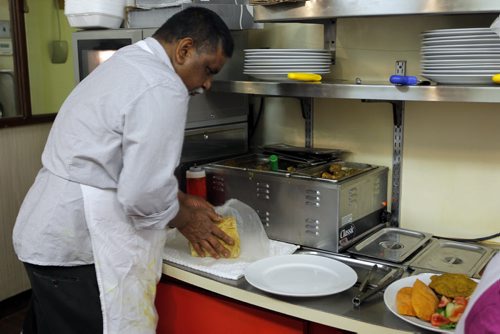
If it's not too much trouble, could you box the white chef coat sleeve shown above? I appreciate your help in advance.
[117,83,188,230]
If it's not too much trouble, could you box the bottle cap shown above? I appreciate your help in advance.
[186,166,206,178]
[269,154,279,171]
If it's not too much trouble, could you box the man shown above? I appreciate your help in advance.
[13,7,234,334]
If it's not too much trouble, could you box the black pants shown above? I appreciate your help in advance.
[23,263,103,334]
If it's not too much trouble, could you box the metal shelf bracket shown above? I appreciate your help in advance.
[362,99,405,227]
[299,97,314,148]
[322,20,336,64]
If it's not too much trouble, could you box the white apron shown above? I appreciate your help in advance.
[81,185,168,334]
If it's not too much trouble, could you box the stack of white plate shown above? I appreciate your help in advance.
[421,28,500,85]
[65,0,126,29]
[244,49,331,81]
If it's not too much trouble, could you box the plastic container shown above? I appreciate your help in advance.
[186,166,207,199]
[65,0,125,29]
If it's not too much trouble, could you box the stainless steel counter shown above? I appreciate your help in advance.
[212,80,500,103]
[162,259,434,334]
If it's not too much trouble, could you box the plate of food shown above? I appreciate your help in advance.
[384,273,478,333]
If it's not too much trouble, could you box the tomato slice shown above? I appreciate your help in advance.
[448,305,466,323]
[454,296,468,306]
[431,313,451,327]
[438,296,451,308]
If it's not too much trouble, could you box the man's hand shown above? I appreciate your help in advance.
[171,192,234,258]
[178,208,234,258]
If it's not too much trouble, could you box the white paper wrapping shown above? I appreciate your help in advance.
[163,232,299,280]
[163,199,299,280]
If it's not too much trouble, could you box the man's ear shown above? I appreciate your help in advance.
[174,38,194,65]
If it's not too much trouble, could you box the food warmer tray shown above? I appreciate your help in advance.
[209,153,377,183]
[406,238,495,278]
[209,153,311,173]
[347,227,433,263]
[261,143,346,164]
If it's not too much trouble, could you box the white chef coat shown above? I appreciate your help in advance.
[13,37,189,266]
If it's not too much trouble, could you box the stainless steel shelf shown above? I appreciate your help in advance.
[212,80,500,103]
[254,0,500,22]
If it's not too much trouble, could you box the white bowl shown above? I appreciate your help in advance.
[65,0,125,17]
[66,13,123,29]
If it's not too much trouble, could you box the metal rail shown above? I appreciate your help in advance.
[212,80,500,103]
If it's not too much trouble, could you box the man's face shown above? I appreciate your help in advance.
[176,43,227,95]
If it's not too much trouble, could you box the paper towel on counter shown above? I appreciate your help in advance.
[163,199,299,280]
[163,230,299,280]
[491,15,500,37]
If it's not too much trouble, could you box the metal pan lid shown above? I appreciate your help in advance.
[347,227,433,263]
[407,238,494,277]
[261,143,347,163]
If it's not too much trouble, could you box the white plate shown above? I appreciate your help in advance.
[422,65,500,70]
[422,33,500,44]
[421,74,495,85]
[245,69,331,72]
[421,47,500,55]
[244,52,331,57]
[244,69,330,74]
[245,48,330,53]
[423,28,492,32]
[421,47,500,52]
[422,34,498,40]
[423,54,500,60]
[422,69,499,74]
[245,55,331,60]
[421,59,500,64]
[422,50,500,57]
[384,273,454,333]
[245,60,332,65]
[244,62,331,66]
[422,28,493,36]
[422,39,500,46]
[243,66,330,72]
[244,254,357,297]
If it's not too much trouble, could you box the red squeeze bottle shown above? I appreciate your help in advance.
[186,166,207,199]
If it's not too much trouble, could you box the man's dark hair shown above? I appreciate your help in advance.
[153,7,234,58]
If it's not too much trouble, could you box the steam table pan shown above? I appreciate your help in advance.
[347,227,432,263]
[294,161,376,183]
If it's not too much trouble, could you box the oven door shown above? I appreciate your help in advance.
[72,29,143,83]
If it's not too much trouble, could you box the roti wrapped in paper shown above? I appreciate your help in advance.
[189,216,240,258]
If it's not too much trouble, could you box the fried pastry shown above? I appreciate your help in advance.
[429,273,477,297]
[189,216,240,258]
[411,279,439,321]
[396,287,416,316]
